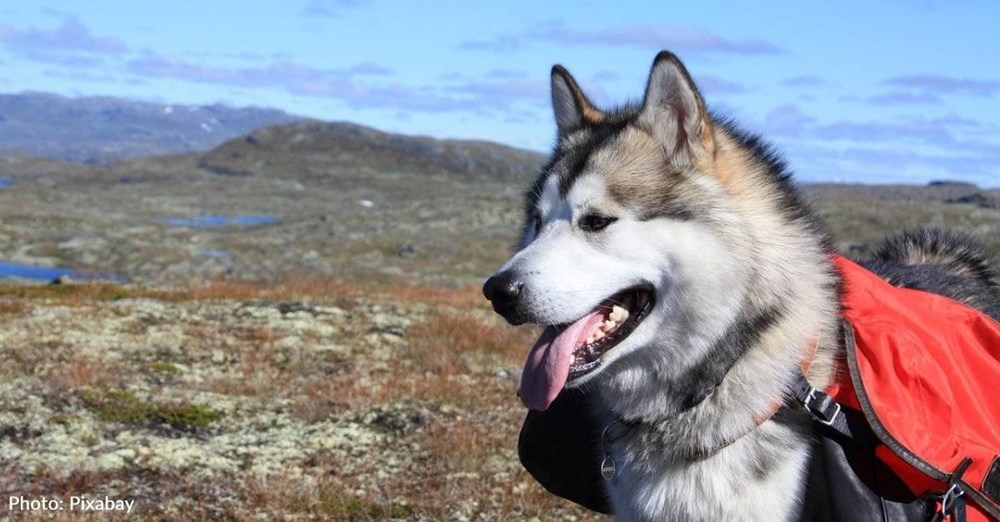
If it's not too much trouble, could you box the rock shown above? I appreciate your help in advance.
[945,192,1000,209]
[928,180,979,189]
[359,404,434,435]
[313,305,349,318]
[275,301,313,315]
[397,243,419,258]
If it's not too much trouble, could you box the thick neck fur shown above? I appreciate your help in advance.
[594,128,842,521]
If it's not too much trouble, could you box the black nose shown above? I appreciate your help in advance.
[483,271,524,322]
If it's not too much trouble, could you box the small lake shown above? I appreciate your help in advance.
[0,262,116,282]
[0,178,11,187]
[160,214,279,229]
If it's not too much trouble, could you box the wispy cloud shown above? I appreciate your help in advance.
[592,70,620,83]
[762,104,815,136]
[866,91,942,105]
[347,61,392,76]
[16,50,108,67]
[124,54,545,115]
[127,55,408,109]
[811,119,956,145]
[485,68,527,80]
[759,103,991,150]
[749,102,1000,183]
[0,16,127,55]
[781,75,826,87]
[925,115,993,130]
[837,146,999,183]
[446,79,548,107]
[695,75,747,95]
[527,22,783,55]
[460,22,782,56]
[298,0,367,17]
[457,35,522,53]
[127,55,327,89]
[778,141,1000,186]
[886,74,1000,96]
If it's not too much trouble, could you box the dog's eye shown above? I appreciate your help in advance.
[579,214,617,232]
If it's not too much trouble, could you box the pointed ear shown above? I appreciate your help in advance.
[551,65,605,139]
[638,51,715,169]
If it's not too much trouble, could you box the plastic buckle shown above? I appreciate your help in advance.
[803,387,842,427]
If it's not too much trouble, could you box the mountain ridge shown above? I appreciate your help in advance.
[0,91,301,163]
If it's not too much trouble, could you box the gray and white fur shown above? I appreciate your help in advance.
[484,50,1000,521]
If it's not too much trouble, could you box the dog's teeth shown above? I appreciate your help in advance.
[601,320,616,332]
[611,305,628,322]
[593,330,605,341]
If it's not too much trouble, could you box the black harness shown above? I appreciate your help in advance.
[517,322,973,522]
[518,382,944,521]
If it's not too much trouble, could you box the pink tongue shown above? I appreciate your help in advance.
[519,310,606,411]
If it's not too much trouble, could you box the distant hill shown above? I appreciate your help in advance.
[0,92,301,163]
[0,113,997,285]
[198,120,546,182]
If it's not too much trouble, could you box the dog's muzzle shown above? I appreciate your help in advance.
[483,270,527,324]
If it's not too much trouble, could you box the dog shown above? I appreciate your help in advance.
[482,51,1000,521]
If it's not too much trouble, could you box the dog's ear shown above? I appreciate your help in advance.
[551,65,604,139]
[638,51,715,169]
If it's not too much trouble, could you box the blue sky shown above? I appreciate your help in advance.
[0,1,998,186]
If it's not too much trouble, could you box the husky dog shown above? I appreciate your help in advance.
[482,51,1000,521]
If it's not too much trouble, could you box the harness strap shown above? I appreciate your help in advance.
[790,371,876,447]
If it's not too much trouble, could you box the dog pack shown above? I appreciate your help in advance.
[796,256,1000,522]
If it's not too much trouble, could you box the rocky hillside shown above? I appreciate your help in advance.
[0,119,547,287]
[198,120,545,182]
[0,116,997,288]
[0,92,300,163]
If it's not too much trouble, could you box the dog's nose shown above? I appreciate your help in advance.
[483,271,524,321]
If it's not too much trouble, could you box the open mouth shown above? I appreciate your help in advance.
[567,285,654,380]
[519,284,654,411]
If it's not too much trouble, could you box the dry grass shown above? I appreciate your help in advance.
[0,282,135,303]
[0,299,30,316]
[377,281,485,309]
[404,310,537,375]
[0,278,603,521]
[0,276,485,311]
[180,275,364,305]
[50,358,124,390]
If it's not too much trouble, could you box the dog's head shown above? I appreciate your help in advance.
[484,52,754,411]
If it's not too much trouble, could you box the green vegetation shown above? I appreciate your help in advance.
[82,390,152,425]
[81,389,221,430]
[156,403,223,429]
[147,361,182,375]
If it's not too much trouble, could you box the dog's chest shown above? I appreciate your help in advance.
[605,435,811,522]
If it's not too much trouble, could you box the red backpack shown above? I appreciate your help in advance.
[827,256,1000,521]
